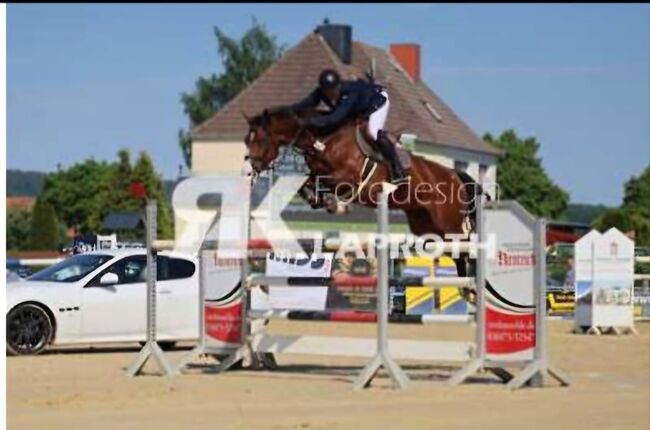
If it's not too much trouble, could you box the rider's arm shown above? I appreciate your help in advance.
[290,89,322,113]
[306,93,358,128]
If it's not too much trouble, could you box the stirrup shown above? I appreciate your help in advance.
[391,174,410,186]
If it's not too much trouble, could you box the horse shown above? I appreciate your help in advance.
[243,107,483,238]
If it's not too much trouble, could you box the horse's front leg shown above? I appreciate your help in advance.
[298,176,326,209]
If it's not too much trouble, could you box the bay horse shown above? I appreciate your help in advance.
[243,107,483,238]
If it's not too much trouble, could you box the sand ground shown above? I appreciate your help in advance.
[7,320,650,430]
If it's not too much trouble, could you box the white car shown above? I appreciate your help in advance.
[6,249,199,355]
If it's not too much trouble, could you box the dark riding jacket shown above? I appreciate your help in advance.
[291,79,386,129]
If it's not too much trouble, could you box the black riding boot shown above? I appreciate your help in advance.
[376,130,408,185]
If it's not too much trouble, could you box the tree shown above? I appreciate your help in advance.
[7,209,32,251]
[178,19,284,168]
[593,165,650,246]
[29,198,60,251]
[622,165,650,219]
[484,130,569,219]
[39,150,173,239]
[39,159,113,234]
[132,152,174,239]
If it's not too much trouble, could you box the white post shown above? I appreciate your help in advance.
[127,200,173,377]
[353,183,409,390]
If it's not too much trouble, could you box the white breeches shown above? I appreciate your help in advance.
[367,91,390,140]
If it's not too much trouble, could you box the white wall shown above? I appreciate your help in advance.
[413,141,499,199]
[191,140,246,174]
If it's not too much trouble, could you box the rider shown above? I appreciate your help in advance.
[290,69,408,185]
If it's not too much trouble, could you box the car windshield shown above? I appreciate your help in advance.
[29,254,114,283]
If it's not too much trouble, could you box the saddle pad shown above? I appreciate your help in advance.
[355,126,412,170]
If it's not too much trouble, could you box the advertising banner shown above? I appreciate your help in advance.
[484,203,537,362]
[575,228,634,331]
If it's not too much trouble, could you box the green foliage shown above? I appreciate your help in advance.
[29,198,60,251]
[132,152,173,238]
[38,150,174,240]
[178,19,284,168]
[7,168,177,201]
[622,165,650,219]
[7,209,32,251]
[593,165,650,246]
[39,159,113,233]
[562,203,611,224]
[7,169,45,196]
[484,130,569,219]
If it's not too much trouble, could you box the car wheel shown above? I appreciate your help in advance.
[6,304,53,356]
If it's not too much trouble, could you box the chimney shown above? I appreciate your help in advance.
[390,43,420,82]
[316,20,352,64]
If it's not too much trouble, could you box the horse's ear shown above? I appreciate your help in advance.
[263,109,269,118]
[242,111,252,124]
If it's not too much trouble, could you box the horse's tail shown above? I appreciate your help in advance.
[455,170,491,232]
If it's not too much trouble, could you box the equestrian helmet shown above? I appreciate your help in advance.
[318,69,341,90]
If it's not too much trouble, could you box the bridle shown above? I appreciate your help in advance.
[246,108,334,175]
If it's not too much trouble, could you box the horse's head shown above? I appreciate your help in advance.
[243,108,302,173]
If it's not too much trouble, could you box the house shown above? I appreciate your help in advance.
[6,196,35,212]
[191,22,499,196]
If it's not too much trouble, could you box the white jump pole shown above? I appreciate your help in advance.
[127,200,173,377]
[353,183,409,390]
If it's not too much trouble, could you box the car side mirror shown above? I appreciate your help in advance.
[99,273,119,286]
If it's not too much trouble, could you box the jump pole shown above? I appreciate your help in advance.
[353,183,409,390]
[127,200,174,377]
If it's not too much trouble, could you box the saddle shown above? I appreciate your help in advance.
[354,124,412,171]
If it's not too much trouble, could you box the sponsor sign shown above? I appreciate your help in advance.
[265,253,333,277]
[263,253,333,310]
[574,229,634,330]
[484,203,537,362]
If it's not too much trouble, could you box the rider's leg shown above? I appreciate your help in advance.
[367,93,390,141]
[376,130,408,184]
[368,93,408,184]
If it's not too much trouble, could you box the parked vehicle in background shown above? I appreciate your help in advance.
[6,258,33,279]
[6,249,199,355]
[6,270,24,283]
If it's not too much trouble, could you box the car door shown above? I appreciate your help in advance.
[80,255,148,343]
[156,255,200,340]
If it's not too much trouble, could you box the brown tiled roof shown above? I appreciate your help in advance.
[192,32,499,155]
[7,196,35,211]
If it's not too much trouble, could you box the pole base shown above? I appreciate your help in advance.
[449,358,570,389]
[126,341,173,377]
[353,351,409,390]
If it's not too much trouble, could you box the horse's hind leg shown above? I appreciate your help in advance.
[454,255,476,305]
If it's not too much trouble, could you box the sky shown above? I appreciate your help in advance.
[7,3,650,205]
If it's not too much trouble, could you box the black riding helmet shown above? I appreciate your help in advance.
[318,69,341,90]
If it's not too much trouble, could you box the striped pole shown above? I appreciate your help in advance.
[249,309,473,324]
[248,274,474,288]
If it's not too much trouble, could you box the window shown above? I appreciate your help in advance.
[29,254,114,283]
[88,255,147,286]
[479,164,488,184]
[156,256,196,281]
[454,160,469,173]
[167,257,196,280]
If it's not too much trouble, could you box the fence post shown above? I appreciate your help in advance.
[353,183,409,390]
[127,200,173,377]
